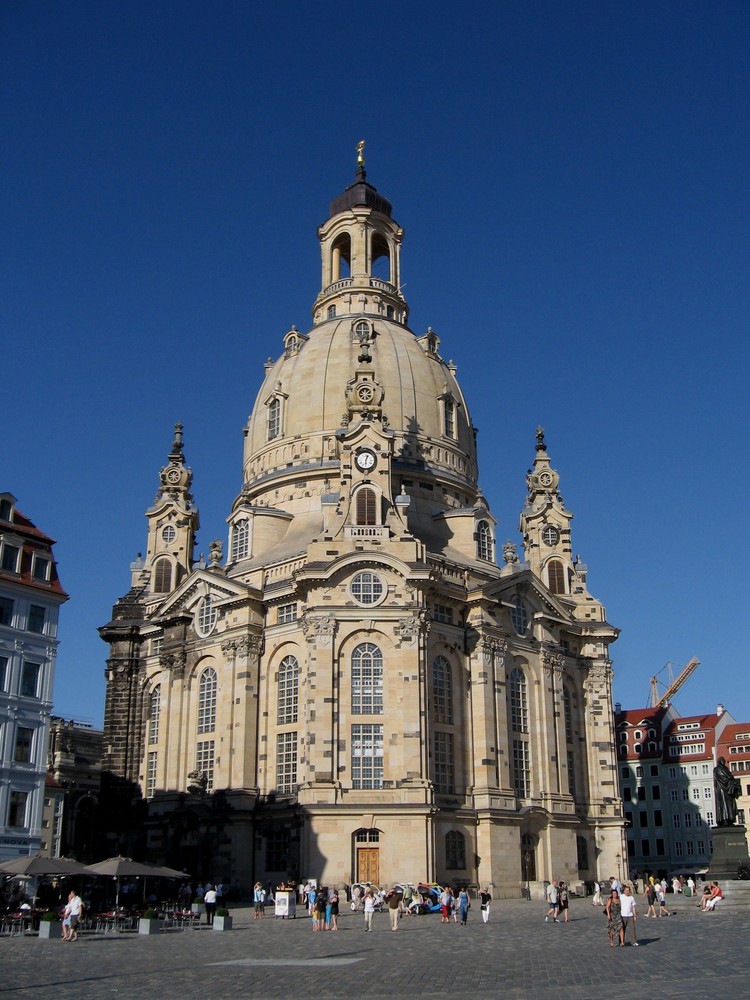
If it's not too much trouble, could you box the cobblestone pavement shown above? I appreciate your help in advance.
[2,895,748,1000]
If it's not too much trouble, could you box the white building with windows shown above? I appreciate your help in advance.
[99,161,623,895]
[663,709,733,871]
[0,493,68,861]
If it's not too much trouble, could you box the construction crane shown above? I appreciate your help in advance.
[649,657,700,709]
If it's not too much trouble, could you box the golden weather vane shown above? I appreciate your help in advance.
[356,139,366,168]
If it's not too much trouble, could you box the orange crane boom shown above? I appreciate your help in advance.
[649,657,700,708]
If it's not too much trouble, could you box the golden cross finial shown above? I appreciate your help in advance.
[356,139,366,168]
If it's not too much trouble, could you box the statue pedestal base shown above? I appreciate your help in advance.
[708,825,750,881]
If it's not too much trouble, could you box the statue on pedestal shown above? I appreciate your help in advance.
[714,757,742,826]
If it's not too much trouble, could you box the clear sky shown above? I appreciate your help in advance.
[3,2,748,727]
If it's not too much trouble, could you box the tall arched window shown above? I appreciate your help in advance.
[356,488,377,525]
[196,595,217,637]
[149,685,161,744]
[444,397,455,438]
[432,656,453,725]
[547,559,565,595]
[153,558,172,593]
[477,520,493,561]
[198,667,217,733]
[277,655,299,724]
[511,596,529,635]
[267,398,280,440]
[510,667,530,798]
[231,519,249,561]
[351,643,383,714]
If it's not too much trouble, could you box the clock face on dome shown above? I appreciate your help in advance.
[355,449,376,472]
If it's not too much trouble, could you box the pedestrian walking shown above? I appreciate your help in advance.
[363,888,376,932]
[620,886,638,946]
[458,887,470,925]
[558,881,570,922]
[479,886,492,923]
[592,881,603,906]
[545,880,559,922]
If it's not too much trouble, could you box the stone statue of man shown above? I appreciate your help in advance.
[714,756,742,826]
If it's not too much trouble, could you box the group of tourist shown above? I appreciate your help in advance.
[304,883,341,931]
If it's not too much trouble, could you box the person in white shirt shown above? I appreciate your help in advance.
[620,886,638,946]
[204,885,218,925]
[62,890,83,941]
[363,889,376,932]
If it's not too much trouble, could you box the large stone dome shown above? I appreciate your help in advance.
[243,315,478,500]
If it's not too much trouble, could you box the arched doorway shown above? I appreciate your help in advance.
[521,832,537,884]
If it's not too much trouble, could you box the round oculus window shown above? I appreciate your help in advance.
[162,525,177,544]
[350,571,386,606]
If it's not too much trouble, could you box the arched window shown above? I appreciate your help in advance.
[196,595,217,637]
[198,667,217,734]
[153,558,172,593]
[277,655,299,725]
[444,397,455,438]
[547,559,565,595]
[356,488,377,525]
[351,643,383,714]
[371,232,391,281]
[267,398,280,440]
[476,520,493,561]
[331,232,351,280]
[327,305,336,319]
[432,656,453,725]
[510,667,530,798]
[149,685,161,744]
[231,519,249,561]
[511,597,528,635]
[445,830,466,870]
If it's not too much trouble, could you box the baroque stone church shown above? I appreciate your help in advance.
[100,156,624,896]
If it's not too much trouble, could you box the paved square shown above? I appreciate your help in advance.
[2,894,748,999]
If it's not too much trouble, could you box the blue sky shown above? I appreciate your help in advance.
[3,2,748,727]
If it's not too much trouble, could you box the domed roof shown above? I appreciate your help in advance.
[243,316,477,497]
[328,167,393,219]
[239,166,481,522]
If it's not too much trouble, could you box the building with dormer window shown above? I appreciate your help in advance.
[0,493,68,861]
[99,158,623,896]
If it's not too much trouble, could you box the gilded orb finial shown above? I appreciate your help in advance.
[356,139,366,168]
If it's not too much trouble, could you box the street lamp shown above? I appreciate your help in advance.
[616,852,622,883]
